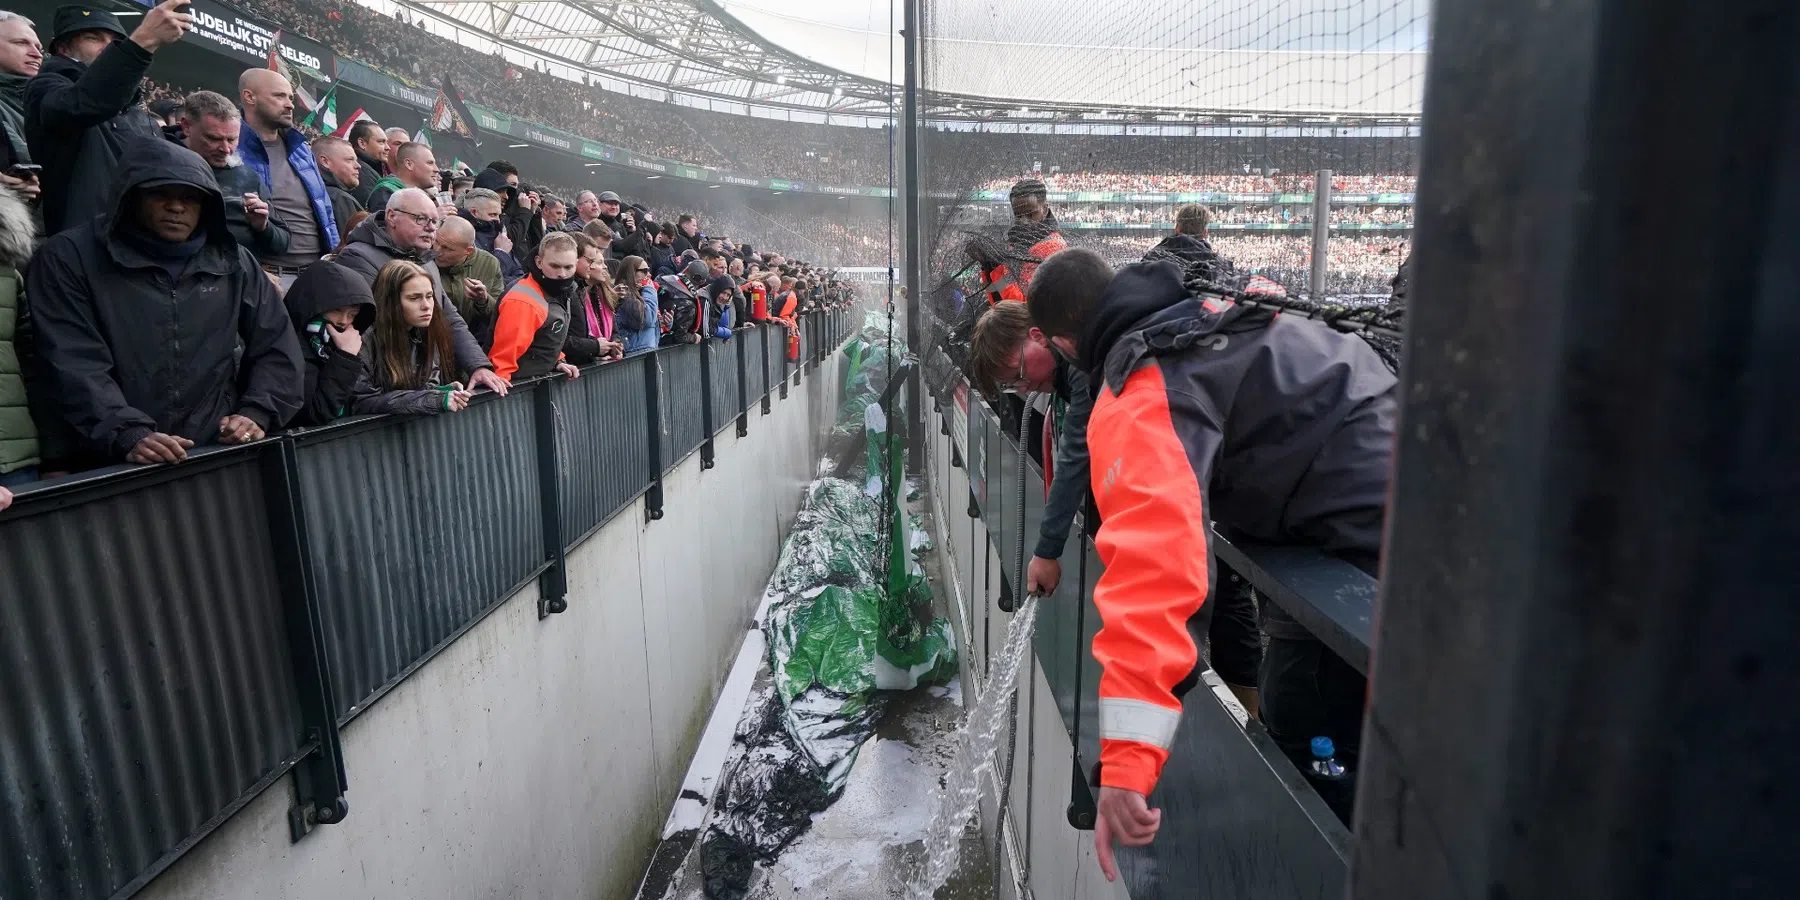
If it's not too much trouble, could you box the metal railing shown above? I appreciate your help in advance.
[921,317,1364,899]
[0,309,859,900]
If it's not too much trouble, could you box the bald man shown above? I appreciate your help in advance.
[435,215,503,349]
[237,68,338,281]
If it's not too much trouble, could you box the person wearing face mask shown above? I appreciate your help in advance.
[26,137,301,467]
[457,187,524,290]
[486,231,583,383]
[284,259,374,426]
[356,259,472,415]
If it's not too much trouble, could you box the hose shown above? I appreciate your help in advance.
[993,401,1033,900]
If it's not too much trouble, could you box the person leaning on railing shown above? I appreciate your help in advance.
[1025,249,1396,881]
[355,259,471,415]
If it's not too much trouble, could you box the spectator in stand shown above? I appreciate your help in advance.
[581,219,614,263]
[1143,204,1240,287]
[487,231,583,381]
[310,135,364,235]
[0,172,35,487]
[26,2,190,235]
[655,260,710,346]
[540,194,567,232]
[359,259,472,414]
[595,190,626,232]
[26,138,302,466]
[365,141,438,218]
[569,231,622,362]
[0,11,44,182]
[332,187,509,396]
[612,255,658,354]
[382,126,409,173]
[450,174,473,201]
[237,68,338,286]
[283,259,373,426]
[434,215,501,350]
[672,213,699,257]
[568,189,602,232]
[648,221,677,277]
[458,187,524,289]
[346,118,387,207]
[175,90,290,261]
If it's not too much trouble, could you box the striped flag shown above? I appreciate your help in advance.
[267,30,318,114]
[329,107,373,139]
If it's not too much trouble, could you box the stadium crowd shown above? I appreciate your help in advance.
[977,172,1417,194]
[0,3,854,509]
[1051,203,1413,227]
[1091,234,1407,295]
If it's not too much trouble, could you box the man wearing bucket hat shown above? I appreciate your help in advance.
[24,0,193,235]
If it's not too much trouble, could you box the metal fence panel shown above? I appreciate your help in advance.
[558,360,653,544]
[752,325,770,400]
[0,458,305,900]
[297,395,544,721]
[661,342,705,469]
[708,339,741,435]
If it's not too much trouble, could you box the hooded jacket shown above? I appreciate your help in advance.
[1079,260,1396,798]
[1143,232,1242,289]
[332,214,494,376]
[0,183,37,473]
[26,137,304,463]
[474,168,542,261]
[236,120,339,251]
[24,42,162,235]
[284,260,375,426]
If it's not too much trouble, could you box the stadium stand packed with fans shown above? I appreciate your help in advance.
[0,0,1417,511]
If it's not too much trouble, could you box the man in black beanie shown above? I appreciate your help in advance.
[25,1,192,235]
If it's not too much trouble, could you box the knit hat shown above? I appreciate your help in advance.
[51,5,128,46]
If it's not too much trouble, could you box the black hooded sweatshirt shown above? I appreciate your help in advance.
[285,260,376,426]
[26,137,303,463]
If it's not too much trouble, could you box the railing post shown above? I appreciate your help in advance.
[760,324,772,415]
[699,341,716,470]
[736,331,749,437]
[533,382,568,617]
[780,324,791,399]
[261,437,349,841]
[643,351,665,521]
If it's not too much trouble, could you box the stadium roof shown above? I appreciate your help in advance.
[390,0,1427,123]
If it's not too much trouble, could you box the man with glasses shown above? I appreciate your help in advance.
[333,187,509,396]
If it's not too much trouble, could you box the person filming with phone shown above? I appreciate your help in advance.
[25,1,192,236]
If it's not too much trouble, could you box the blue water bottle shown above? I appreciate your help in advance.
[1309,736,1349,782]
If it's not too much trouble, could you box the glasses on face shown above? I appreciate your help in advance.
[392,209,441,229]
[1001,351,1031,394]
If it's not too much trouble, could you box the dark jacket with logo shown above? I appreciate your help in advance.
[1078,259,1396,796]
[25,138,304,463]
[332,214,493,376]
[24,43,162,235]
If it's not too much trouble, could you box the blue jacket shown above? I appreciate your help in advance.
[237,122,340,249]
[622,281,661,354]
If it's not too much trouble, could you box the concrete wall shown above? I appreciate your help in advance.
[921,398,1130,900]
[138,358,843,900]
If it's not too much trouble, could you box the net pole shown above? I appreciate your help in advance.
[1310,169,1333,298]
[901,0,923,473]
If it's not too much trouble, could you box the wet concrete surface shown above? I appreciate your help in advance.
[638,500,995,900]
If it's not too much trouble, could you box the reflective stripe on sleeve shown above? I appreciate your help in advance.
[1099,697,1182,749]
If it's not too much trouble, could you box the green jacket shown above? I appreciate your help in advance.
[0,185,38,473]
[441,246,503,350]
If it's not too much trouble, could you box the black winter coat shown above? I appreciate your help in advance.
[25,44,161,236]
[284,260,374,426]
[319,169,364,248]
[332,215,494,376]
[350,152,384,208]
[26,138,304,462]
[213,159,293,259]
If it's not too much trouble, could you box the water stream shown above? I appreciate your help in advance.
[904,595,1041,900]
